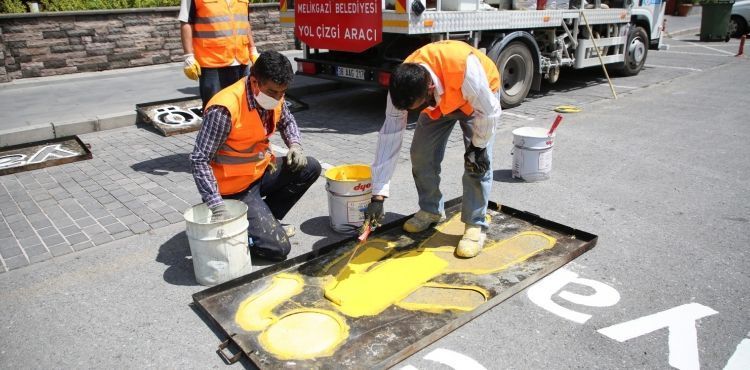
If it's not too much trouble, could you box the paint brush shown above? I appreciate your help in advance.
[327,220,372,305]
[341,220,371,272]
[548,114,563,136]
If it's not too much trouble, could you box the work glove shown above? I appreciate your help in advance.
[183,53,201,80]
[250,46,260,64]
[363,197,385,228]
[286,143,307,172]
[209,204,231,223]
[464,143,490,175]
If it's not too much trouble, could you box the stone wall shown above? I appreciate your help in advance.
[0,4,295,83]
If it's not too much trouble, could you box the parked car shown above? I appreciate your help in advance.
[730,0,750,37]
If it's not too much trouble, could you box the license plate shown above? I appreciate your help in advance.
[336,66,365,80]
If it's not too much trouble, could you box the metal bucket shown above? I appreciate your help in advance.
[324,164,372,233]
[511,126,555,182]
[183,199,252,286]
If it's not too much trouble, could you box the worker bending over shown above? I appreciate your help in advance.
[190,51,321,262]
[364,40,502,258]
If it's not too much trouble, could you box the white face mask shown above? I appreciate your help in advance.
[255,90,280,110]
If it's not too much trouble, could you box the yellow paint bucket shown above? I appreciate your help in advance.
[324,164,372,233]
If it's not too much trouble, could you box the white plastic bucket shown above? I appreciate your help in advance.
[324,164,372,234]
[183,199,252,286]
[511,126,555,182]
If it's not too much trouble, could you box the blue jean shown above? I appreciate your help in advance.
[198,65,250,109]
[225,156,322,260]
[410,111,494,227]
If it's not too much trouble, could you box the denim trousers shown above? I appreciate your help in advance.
[410,111,494,228]
[226,156,322,260]
[198,65,250,109]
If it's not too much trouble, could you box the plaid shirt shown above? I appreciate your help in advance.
[189,78,301,208]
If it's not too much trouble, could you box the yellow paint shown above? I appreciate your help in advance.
[324,164,371,182]
[323,239,397,277]
[325,249,449,317]
[397,283,489,313]
[258,309,349,360]
[234,273,304,331]
[433,231,557,275]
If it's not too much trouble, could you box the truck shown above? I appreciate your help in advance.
[278,0,666,108]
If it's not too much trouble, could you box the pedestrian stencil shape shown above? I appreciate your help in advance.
[193,200,598,368]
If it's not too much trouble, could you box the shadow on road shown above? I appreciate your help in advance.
[131,152,192,175]
[493,169,522,183]
[156,231,201,286]
[301,213,406,251]
[177,86,200,96]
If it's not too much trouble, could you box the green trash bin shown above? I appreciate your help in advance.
[699,0,735,41]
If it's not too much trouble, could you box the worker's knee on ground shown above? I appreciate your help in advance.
[253,235,291,260]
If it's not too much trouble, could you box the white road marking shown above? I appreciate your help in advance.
[661,50,732,57]
[724,338,750,370]
[503,112,534,121]
[646,64,703,71]
[527,268,620,324]
[612,85,639,89]
[423,348,487,370]
[684,41,737,56]
[598,303,718,370]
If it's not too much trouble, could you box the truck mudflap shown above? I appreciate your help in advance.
[193,197,598,368]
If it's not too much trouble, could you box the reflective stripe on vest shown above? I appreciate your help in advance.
[405,40,501,120]
[207,78,284,195]
[192,0,251,67]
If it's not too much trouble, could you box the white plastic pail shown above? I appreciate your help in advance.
[183,199,252,286]
[324,164,372,234]
[511,126,555,182]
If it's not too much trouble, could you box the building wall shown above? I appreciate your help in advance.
[0,4,295,83]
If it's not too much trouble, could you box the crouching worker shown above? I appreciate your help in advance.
[190,51,321,262]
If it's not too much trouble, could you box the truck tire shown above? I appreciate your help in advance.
[613,26,648,77]
[495,42,534,108]
[729,15,747,38]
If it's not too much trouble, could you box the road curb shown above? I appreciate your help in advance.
[0,78,338,148]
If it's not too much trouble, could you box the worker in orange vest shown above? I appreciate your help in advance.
[189,51,321,262]
[364,40,502,258]
[178,0,260,109]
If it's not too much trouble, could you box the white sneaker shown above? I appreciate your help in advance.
[456,225,486,258]
[403,210,445,233]
[281,224,296,238]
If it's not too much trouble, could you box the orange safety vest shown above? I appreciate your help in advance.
[192,0,251,68]
[405,40,501,120]
[207,77,284,195]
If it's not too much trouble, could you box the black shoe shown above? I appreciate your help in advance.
[250,248,287,262]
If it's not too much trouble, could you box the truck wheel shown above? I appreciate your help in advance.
[614,26,648,77]
[729,16,747,38]
[495,42,534,108]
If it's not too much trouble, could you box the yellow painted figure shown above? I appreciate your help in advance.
[233,213,557,361]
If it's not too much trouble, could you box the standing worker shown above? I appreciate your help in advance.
[190,51,321,262]
[364,40,502,258]
[178,0,260,108]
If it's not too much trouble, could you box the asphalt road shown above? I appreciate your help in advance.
[0,35,748,369]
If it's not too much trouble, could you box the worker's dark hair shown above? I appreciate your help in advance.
[389,63,430,110]
[251,50,294,86]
